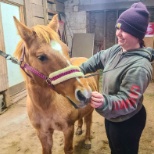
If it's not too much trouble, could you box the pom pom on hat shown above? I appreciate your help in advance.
[116,2,149,40]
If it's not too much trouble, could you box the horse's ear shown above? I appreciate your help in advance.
[13,16,36,47]
[48,14,59,32]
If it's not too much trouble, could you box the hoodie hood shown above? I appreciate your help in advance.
[146,47,154,62]
[119,47,154,62]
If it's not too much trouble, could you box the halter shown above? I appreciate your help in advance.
[0,47,84,89]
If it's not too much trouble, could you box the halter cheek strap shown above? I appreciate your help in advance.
[49,65,84,85]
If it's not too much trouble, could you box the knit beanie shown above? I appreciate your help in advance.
[116,2,149,40]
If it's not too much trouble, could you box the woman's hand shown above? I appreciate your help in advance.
[90,91,104,108]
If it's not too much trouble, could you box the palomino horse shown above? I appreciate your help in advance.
[13,15,98,154]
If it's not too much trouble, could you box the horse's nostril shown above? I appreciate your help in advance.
[77,90,86,102]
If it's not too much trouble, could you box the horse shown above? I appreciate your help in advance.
[13,14,98,154]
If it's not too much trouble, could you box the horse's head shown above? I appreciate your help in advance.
[13,15,92,108]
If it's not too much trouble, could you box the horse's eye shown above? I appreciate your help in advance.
[37,55,47,61]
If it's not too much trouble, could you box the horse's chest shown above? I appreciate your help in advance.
[48,116,67,130]
[32,112,69,131]
[27,99,75,131]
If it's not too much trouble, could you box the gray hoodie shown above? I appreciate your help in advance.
[80,44,153,122]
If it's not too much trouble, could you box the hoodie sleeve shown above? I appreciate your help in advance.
[96,66,152,119]
[79,51,104,74]
[80,45,118,74]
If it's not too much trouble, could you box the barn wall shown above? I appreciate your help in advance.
[78,0,154,11]
[64,0,87,50]
[24,0,45,27]
[0,0,153,111]
[64,0,154,80]
[65,0,154,52]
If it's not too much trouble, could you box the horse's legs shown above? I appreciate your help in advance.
[84,112,93,149]
[63,125,74,154]
[75,118,83,135]
[37,129,54,154]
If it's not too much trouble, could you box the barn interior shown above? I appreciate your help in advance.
[0,0,154,108]
[0,1,154,153]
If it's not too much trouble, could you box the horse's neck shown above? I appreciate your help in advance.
[26,80,56,110]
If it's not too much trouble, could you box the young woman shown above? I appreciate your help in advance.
[80,2,154,154]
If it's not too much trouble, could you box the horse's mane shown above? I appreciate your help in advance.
[14,25,60,59]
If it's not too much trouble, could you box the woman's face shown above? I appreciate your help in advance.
[116,28,140,51]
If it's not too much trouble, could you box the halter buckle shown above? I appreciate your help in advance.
[46,78,55,89]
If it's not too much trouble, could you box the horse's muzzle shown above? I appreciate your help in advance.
[75,89,91,108]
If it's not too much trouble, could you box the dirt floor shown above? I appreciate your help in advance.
[0,82,154,154]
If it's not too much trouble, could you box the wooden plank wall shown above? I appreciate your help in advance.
[0,55,8,92]
[24,0,65,27]
[25,0,45,27]
[0,57,8,92]
[0,7,8,92]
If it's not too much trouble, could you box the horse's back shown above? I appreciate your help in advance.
[70,57,99,91]
[70,57,88,66]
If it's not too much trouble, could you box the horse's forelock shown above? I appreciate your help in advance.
[33,25,60,44]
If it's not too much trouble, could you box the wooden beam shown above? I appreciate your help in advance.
[42,0,48,25]
[79,1,140,11]
[31,0,43,5]
[24,0,33,27]
[7,0,24,5]
[32,3,44,18]
[33,16,45,25]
